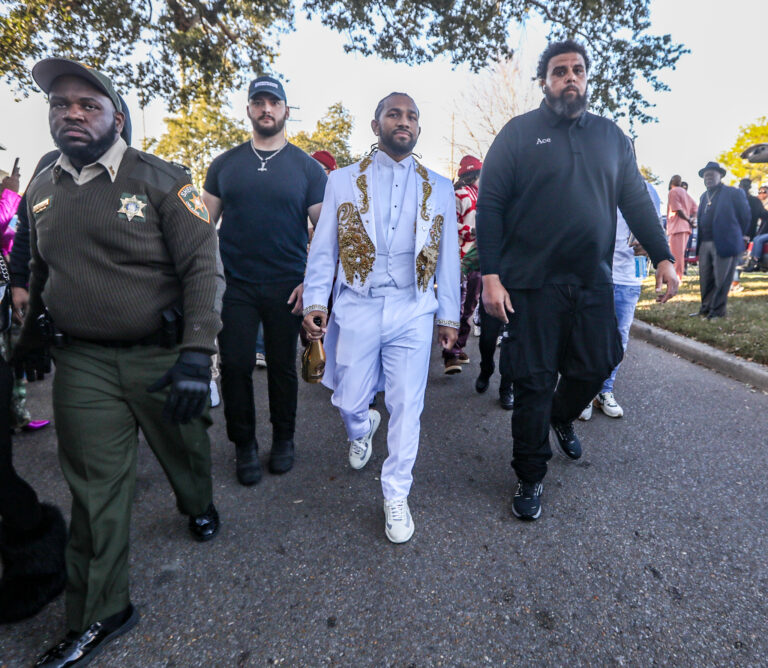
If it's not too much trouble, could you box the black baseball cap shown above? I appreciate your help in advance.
[32,58,122,112]
[248,75,286,103]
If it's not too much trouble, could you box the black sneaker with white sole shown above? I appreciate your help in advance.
[512,479,543,520]
[550,420,582,459]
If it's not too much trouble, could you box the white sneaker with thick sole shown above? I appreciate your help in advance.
[578,401,593,421]
[383,497,415,543]
[348,409,380,470]
[596,392,623,418]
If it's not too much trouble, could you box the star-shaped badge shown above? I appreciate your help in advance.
[117,194,147,222]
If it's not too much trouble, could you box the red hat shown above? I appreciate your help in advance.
[311,150,337,171]
[458,155,483,177]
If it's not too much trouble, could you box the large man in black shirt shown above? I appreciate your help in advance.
[202,76,326,486]
[476,40,678,521]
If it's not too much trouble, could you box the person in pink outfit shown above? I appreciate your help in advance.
[666,174,698,279]
[0,165,22,228]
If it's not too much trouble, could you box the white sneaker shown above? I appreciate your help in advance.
[209,380,220,408]
[578,401,593,421]
[348,409,380,470]
[383,497,415,543]
[255,352,267,368]
[473,324,481,337]
[596,392,623,418]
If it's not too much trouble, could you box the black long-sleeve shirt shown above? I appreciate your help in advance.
[476,101,673,289]
[10,150,60,288]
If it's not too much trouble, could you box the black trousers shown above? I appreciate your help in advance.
[0,358,42,531]
[478,297,512,391]
[219,277,302,445]
[503,284,623,482]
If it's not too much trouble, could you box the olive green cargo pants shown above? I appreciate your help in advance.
[52,341,213,632]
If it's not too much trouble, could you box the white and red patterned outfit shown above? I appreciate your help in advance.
[445,183,482,360]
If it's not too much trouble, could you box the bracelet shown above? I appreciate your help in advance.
[302,304,329,317]
[437,319,460,329]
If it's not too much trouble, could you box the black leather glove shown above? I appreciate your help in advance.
[146,350,212,424]
[11,344,52,382]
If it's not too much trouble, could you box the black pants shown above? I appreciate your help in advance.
[219,277,302,445]
[503,284,623,483]
[697,241,739,317]
[0,358,42,531]
[478,297,512,391]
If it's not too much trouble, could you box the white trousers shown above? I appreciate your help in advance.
[330,286,434,500]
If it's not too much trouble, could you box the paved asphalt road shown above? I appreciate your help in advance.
[2,335,767,667]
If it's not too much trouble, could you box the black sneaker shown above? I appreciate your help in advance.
[235,441,262,486]
[512,480,543,520]
[499,387,514,410]
[268,439,294,474]
[475,373,490,394]
[551,420,582,459]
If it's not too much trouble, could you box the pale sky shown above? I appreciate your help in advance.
[1,0,766,206]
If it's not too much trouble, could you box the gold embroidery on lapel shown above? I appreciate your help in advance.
[416,214,444,291]
[414,161,431,221]
[359,152,374,173]
[356,175,370,214]
[337,202,375,285]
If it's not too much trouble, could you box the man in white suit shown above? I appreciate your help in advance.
[302,92,460,543]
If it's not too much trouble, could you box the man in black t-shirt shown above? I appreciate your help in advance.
[203,76,326,486]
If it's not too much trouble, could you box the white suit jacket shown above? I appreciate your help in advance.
[303,152,461,328]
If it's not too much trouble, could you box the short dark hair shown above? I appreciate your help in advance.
[669,174,682,189]
[374,92,418,122]
[536,39,590,80]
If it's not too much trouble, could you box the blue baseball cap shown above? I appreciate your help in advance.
[248,76,286,103]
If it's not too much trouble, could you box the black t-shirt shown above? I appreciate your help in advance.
[204,141,327,284]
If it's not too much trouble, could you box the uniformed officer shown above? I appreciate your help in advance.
[17,58,223,668]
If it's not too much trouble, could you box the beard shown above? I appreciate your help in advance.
[544,85,589,119]
[54,119,119,166]
[379,128,418,157]
[251,113,287,138]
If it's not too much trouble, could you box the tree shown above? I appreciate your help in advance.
[717,117,768,186]
[454,56,539,158]
[639,165,663,185]
[2,1,685,124]
[147,98,249,186]
[289,103,357,167]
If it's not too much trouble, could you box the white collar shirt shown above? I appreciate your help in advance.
[372,149,413,247]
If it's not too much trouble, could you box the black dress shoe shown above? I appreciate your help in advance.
[269,439,294,474]
[35,603,139,667]
[475,373,490,394]
[235,441,262,486]
[499,387,514,410]
[188,503,219,542]
[550,420,582,459]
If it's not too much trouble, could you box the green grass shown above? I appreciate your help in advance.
[635,271,768,365]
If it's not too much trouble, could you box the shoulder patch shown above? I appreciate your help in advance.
[177,184,210,223]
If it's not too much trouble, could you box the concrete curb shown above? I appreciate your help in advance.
[631,320,768,392]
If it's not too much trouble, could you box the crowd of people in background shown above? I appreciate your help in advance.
[0,36,764,667]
